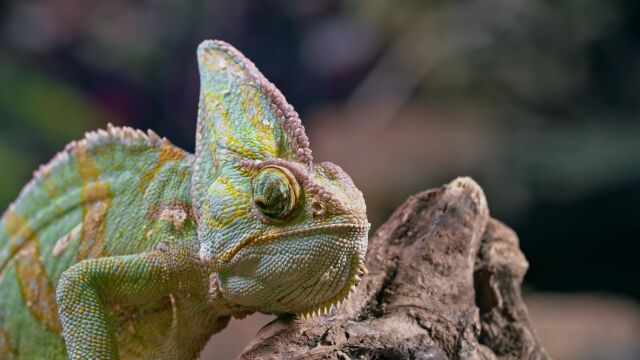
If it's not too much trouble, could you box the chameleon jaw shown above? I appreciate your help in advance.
[297,251,368,320]
[212,222,370,316]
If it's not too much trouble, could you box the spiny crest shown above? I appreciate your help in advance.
[6,123,177,218]
[32,124,169,180]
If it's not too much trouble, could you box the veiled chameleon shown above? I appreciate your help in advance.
[0,40,369,359]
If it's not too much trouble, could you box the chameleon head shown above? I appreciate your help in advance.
[192,40,370,316]
[204,159,369,315]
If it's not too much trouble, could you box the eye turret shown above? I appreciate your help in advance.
[251,165,301,222]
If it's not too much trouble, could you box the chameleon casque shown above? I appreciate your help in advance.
[0,40,369,359]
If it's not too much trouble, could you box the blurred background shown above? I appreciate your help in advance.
[1,0,639,359]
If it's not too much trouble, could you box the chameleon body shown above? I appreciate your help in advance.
[0,40,369,359]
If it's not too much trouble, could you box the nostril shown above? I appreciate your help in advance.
[311,201,325,217]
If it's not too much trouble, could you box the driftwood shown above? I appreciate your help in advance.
[239,177,549,359]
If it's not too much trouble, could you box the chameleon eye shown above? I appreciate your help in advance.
[251,165,301,222]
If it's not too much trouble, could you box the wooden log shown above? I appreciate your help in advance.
[240,177,549,360]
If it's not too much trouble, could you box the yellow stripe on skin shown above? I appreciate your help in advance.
[3,209,62,333]
[206,91,274,159]
[15,241,62,333]
[138,141,187,193]
[2,209,33,270]
[77,182,111,260]
[41,170,60,199]
[206,176,248,229]
[241,93,277,154]
[75,142,112,260]
[238,91,278,157]
[75,141,101,183]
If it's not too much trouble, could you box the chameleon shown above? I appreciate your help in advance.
[0,40,370,359]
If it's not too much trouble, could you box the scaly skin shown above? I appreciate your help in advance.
[0,40,369,359]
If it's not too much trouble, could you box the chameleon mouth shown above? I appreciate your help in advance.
[219,222,370,265]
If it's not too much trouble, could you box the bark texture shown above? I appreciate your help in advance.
[239,177,549,360]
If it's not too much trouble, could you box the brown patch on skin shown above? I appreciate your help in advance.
[159,208,187,232]
[52,223,82,257]
[147,201,194,233]
[75,143,112,260]
[0,326,18,357]
[15,241,62,333]
[139,141,187,193]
